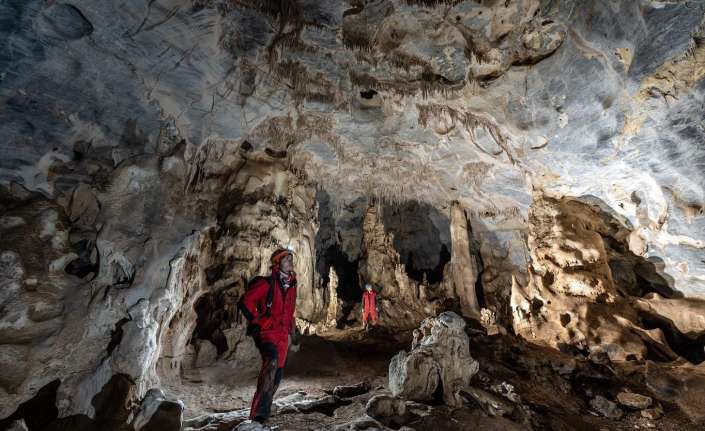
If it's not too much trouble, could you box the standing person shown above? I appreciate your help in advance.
[238,248,297,423]
[362,283,378,329]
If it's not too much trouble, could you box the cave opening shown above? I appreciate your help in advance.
[0,380,60,431]
[191,292,232,355]
[604,235,680,299]
[639,311,705,364]
[381,201,451,284]
[325,244,361,303]
[404,243,451,285]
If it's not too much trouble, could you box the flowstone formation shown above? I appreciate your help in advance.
[389,312,479,406]
[2,0,705,429]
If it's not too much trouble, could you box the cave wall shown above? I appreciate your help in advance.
[511,193,705,364]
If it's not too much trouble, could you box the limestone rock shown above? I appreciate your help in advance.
[234,420,270,431]
[5,419,28,431]
[194,340,218,368]
[589,395,623,420]
[448,202,479,317]
[132,388,184,431]
[616,391,652,410]
[333,417,386,431]
[461,387,515,417]
[3,0,705,427]
[389,312,478,406]
[365,395,406,419]
[358,204,441,330]
[332,382,371,398]
[0,345,29,392]
[645,361,705,424]
[389,350,439,403]
[641,404,664,420]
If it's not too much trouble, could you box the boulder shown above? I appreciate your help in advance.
[234,420,270,431]
[365,395,415,429]
[389,350,439,402]
[365,395,406,419]
[132,388,184,431]
[616,391,652,410]
[195,339,218,368]
[332,382,371,398]
[589,395,623,420]
[389,312,478,406]
[460,387,514,417]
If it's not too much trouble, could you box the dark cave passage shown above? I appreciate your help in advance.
[324,244,361,303]
[380,201,451,284]
[191,292,233,355]
[639,310,705,364]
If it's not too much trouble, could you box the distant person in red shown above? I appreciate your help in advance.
[237,248,297,423]
[362,283,378,329]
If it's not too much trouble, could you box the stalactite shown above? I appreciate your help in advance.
[403,0,463,7]
[417,103,516,163]
[349,71,463,99]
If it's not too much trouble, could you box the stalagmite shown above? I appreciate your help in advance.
[449,201,480,317]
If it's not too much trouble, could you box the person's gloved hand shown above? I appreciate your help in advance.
[246,322,260,338]
[290,326,301,346]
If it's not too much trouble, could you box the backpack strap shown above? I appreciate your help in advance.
[264,276,275,316]
[237,276,276,321]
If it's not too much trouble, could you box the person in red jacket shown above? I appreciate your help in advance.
[237,248,297,423]
[362,283,378,329]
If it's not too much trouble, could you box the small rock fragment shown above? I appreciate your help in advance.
[461,387,514,417]
[641,403,664,420]
[333,417,385,431]
[6,419,28,431]
[234,420,270,431]
[332,381,371,398]
[490,382,521,403]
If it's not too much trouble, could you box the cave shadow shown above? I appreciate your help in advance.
[314,193,457,328]
[285,333,408,380]
[380,200,451,285]
[576,194,679,298]
[314,190,363,327]
[192,292,232,355]
[557,196,702,365]
[0,375,136,431]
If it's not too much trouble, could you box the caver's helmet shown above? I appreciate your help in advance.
[365,283,373,291]
[270,248,292,268]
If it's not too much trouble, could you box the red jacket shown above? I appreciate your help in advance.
[362,289,377,317]
[240,269,297,335]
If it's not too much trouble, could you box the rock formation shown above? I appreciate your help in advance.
[389,312,478,406]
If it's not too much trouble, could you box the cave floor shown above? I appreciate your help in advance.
[171,327,701,431]
[167,326,404,421]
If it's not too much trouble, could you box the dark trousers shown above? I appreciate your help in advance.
[249,340,284,421]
